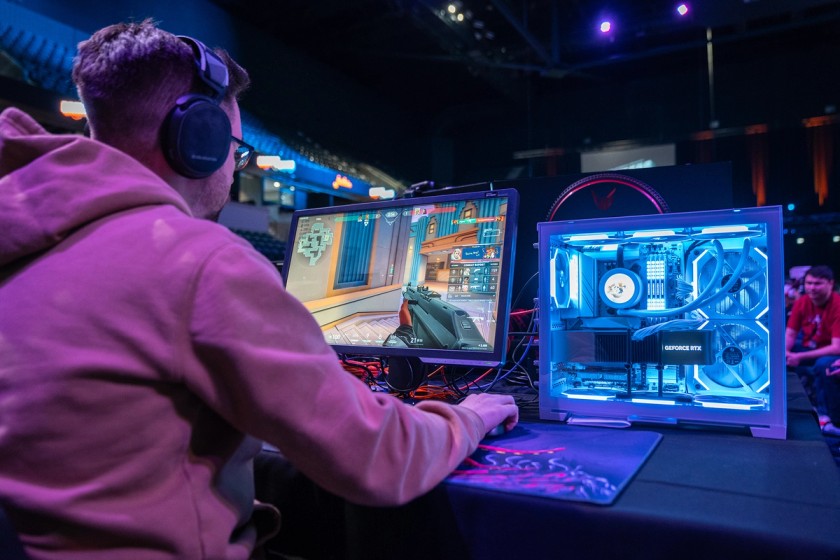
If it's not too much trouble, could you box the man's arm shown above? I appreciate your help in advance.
[785,327,798,353]
[185,244,517,507]
[787,336,840,367]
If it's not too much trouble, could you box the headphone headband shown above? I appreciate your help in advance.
[177,36,229,102]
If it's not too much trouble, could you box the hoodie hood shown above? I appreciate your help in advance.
[0,107,191,267]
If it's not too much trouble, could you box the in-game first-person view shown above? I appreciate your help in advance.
[284,195,511,354]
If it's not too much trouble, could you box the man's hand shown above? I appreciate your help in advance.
[458,393,519,435]
[786,351,803,368]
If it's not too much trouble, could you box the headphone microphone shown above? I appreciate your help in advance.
[162,36,232,179]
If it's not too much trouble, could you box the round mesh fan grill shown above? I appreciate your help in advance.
[700,323,767,389]
[696,246,767,318]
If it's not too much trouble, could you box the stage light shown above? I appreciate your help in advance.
[834,236,840,243]
[59,100,86,120]
[787,203,796,211]
[676,4,689,16]
[796,237,805,245]
[256,155,296,172]
[599,20,612,33]
[447,4,457,14]
[369,187,395,200]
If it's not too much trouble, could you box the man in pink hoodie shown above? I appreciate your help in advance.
[0,20,518,560]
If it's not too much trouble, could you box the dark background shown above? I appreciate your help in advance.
[3,0,840,272]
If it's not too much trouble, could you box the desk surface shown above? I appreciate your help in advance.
[341,373,840,560]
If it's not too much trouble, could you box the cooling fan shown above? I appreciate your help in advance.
[549,247,571,310]
[693,322,768,393]
[692,243,768,320]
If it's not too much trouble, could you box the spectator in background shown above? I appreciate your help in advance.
[784,265,809,317]
[820,360,840,434]
[785,265,840,424]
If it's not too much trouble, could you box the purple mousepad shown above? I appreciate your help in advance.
[444,421,662,505]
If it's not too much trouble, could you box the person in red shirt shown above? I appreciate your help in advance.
[785,265,840,427]
[821,360,840,434]
[785,265,840,367]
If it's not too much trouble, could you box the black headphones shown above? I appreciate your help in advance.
[162,36,231,179]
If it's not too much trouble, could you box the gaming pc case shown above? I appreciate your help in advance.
[537,206,786,439]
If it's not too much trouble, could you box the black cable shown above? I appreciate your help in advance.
[510,271,539,311]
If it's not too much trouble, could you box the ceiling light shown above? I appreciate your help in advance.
[676,4,689,16]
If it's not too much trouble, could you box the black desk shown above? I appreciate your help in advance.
[257,373,840,559]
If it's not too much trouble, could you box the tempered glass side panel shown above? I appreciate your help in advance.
[538,207,786,438]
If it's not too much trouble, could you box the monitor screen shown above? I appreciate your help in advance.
[282,189,519,368]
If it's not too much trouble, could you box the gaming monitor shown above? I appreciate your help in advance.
[282,188,519,374]
[538,206,786,439]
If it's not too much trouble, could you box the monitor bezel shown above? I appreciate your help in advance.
[282,188,520,367]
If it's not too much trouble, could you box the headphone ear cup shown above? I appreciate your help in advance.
[163,94,231,179]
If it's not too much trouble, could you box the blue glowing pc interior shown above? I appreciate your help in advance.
[537,206,786,439]
[282,189,519,385]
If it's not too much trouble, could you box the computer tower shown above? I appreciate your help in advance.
[537,206,786,438]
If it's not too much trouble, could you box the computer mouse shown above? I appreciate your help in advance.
[486,424,506,437]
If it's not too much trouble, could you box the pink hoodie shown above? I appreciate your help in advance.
[0,107,484,559]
